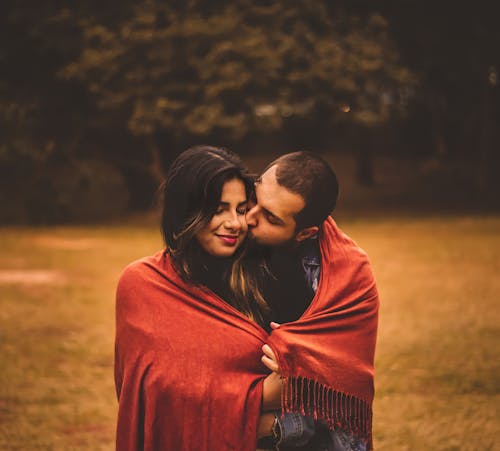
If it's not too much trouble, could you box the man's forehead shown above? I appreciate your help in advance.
[256,165,304,218]
[260,165,277,183]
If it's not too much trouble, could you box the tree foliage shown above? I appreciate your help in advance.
[60,0,414,140]
[376,0,500,193]
[1,1,425,222]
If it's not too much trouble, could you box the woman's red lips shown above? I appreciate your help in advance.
[216,234,238,245]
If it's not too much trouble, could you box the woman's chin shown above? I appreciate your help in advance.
[212,247,239,258]
[203,242,242,258]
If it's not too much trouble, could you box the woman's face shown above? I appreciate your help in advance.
[195,178,248,257]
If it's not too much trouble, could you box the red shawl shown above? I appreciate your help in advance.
[115,252,268,451]
[114,217,378,450]
[268,217,379,447]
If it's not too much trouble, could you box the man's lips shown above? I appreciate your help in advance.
[216,234,239,245]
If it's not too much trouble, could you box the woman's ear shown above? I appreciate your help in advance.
[294,226,319,243]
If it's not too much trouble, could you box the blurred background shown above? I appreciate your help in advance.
[0,1,499,450]
[1,0,498,222]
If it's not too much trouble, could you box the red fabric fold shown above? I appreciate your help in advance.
[114,217,378,450]
[114,252,269,451]
[267,217,379,448]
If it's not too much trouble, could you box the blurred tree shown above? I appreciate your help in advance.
[59,0,414,183]
[0,2,82,221]
[1,0,416,222]
[376,0,499,196]
[0,1,136,222]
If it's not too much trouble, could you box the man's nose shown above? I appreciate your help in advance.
[246,205,258,227]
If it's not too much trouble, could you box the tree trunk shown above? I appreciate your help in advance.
[148,134,166,184]
[355,129,375,186]
[428,90,448,158]
[476,66,497,195]
[356,148,375,186]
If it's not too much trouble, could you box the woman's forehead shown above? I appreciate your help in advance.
[220,178,247,201]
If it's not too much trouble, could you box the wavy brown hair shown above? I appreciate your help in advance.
[160,145,269,325]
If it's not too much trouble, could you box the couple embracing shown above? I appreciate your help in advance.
[115,146,379,451]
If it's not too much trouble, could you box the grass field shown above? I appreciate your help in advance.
[0,215,499,450]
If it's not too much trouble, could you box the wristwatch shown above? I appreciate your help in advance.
[256,412,282,450]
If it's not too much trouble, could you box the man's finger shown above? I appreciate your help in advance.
[261,355,280,373]
[270,322,281,330]
[262,344,277,361]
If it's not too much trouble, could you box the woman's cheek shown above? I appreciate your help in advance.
[240,218,248,234]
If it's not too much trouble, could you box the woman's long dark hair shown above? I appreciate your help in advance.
[160,145,269,325]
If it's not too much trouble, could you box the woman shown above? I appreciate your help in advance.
[114,146,279,451]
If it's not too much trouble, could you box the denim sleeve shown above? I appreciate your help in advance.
[276,413,367,450]
[311,425,367,451]
[275,412,316,447]
[328,429,367,451]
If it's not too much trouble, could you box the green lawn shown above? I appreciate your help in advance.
[0,215,498,450]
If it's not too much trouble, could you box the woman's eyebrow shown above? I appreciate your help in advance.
[218,200,248,207]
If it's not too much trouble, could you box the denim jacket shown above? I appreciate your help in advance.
[274,237,366,451]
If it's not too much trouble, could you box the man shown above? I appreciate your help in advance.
[247,152,379,451]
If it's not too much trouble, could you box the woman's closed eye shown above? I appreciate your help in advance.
[214,202,247,216]
[236,202,248,215]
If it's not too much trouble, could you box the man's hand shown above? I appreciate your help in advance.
[261,343,282,411]
[261,322,281,375]
[262,371,282,411]
[261,324,283,412]
[261,344,280,373]
[256,411,276,440]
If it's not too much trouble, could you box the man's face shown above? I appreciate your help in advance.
[246,165,305,246]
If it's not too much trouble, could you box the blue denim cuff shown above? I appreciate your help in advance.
[329,429,367,451]
[276,412,315,447]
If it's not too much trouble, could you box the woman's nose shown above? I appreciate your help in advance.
[224,212,241,230]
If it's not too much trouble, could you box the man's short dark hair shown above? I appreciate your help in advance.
[267,151,339,229]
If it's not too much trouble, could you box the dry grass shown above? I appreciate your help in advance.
[0,215,498,450]
[346,216,500,451]
[0,226,162,450]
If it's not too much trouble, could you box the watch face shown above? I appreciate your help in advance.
[272,413,282,442]
[256,414,281,449]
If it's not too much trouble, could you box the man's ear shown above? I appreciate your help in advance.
[295,226,319,243]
